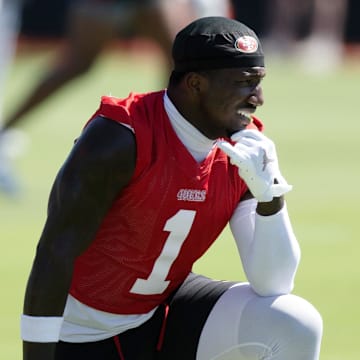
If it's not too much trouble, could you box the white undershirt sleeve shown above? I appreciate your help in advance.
[229,199,301,296]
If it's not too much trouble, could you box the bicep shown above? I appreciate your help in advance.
[24,116,136,315]
[43,116,136,257]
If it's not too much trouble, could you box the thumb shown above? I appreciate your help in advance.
[271,183,293,197]
[217,140,238,159]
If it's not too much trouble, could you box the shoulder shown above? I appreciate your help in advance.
[53,116,136,209]
[77,91,166,178]
[87,91,166,128]
[76,115,136,165]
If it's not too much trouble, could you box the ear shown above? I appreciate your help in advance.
[184,72,208,96]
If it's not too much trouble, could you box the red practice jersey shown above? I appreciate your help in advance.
[69,90,263,314]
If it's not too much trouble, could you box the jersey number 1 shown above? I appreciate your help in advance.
[130,210,196,295]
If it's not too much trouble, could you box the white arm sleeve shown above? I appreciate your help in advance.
[230,199,301,296]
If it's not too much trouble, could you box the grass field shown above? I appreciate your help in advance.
[1,45,360,359]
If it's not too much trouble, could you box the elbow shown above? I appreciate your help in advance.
[247,248,301,297]
[249,277,295,297]
[34,239,76,279]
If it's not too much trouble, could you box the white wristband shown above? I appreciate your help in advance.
[21,315,64,342]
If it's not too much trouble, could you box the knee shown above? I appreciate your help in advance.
[276,295,323,345]
[244,292,323,358]
[65,58,94,79]
[56,56,95,81]
[197,284,323,360]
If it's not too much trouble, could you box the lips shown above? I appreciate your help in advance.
[237,111,253,126]
[238,105,256,114]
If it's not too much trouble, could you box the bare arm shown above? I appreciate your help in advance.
[23,116,136,359]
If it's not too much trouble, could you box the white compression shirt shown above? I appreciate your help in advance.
[230,199,301,297]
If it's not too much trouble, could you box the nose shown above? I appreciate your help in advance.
[248,85,264,107]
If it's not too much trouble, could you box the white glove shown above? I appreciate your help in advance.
[217,129,292,202]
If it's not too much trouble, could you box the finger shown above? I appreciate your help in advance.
[231,129,266,142]
[217,141,251,162]
[216,140,240,159]
[271,183,293,197]
[235,137,259,148]
[216,140,246,161]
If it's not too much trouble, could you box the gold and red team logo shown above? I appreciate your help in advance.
[234,36,258,53]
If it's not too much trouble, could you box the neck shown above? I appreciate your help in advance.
[164,91,215,163]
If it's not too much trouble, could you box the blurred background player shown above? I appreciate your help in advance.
[0,0,25,195]
[1,0,230,131]
[231,0,349,71]
[296,0,348,72]
[0,0,231,196]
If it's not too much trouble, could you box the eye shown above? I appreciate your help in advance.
[236,78,261,87]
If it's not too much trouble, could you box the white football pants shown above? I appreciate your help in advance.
[197,283,323,360]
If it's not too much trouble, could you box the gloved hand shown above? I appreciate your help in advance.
[217,129,292,202]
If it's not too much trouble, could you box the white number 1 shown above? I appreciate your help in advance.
[130,210,196,295]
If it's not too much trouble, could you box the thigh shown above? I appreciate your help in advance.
[55,337,120,360]
[116,273,235,360]
[157,273,236,360]
[56,306,165,360]
[56,273,235,360]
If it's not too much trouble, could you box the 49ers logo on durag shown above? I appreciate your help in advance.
[234,35,258,53]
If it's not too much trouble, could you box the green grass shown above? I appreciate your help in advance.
[1,47,360,359]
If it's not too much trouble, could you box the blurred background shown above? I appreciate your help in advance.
[1,0,359,359]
